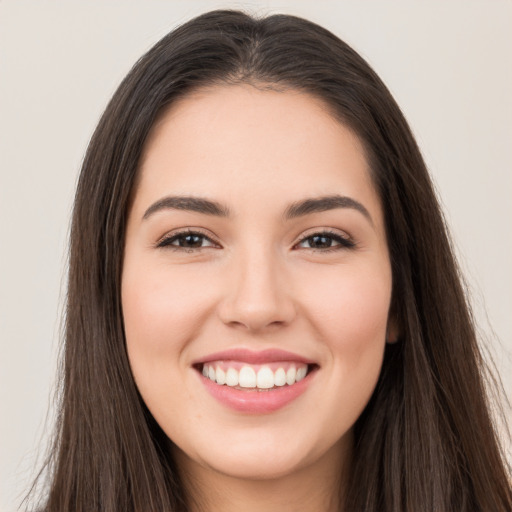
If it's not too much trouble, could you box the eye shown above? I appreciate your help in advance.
[156,229,219,251]
[295,230,355,252]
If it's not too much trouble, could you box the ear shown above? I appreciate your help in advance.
[386,317,400,344]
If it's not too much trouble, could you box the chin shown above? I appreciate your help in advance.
[201,449,308,481]
[171,422,344,483]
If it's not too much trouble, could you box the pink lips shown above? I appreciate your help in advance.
[195,348,315,365]
[194,348,317,414]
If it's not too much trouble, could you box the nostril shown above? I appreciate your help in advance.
[216,282,297,332]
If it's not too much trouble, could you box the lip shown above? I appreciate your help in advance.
[193,348,316,366]
[193,348,318,414]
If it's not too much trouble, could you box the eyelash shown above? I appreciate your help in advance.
[296,230,356,252]
[156,229,218,252]
[156,228,356,253]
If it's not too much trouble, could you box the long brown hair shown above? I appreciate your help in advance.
[32,9,511,511]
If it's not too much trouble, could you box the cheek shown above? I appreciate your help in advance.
[121,263,218,423]
[301,263,391,384]
[300,265,391,432]
[305,261,391,335]
[122,264,211,357]
[121,264,212,427]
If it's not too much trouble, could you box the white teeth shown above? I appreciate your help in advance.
[274,367,286,386]
[256,366,274,389]
[239,366,256,388]
[286,367,296,385]
[296,366,307,381]
[202,363,311,389]
[215,367,226,385]
[225,367,239,387]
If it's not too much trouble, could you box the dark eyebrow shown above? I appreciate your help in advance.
[142,194,372,225]
[283,195,373,225]
[143,196,231,220]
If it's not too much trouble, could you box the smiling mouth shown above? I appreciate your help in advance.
[196,361,318,391]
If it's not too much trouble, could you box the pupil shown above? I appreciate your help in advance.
[182,234,202,247]
[311,235,331,248]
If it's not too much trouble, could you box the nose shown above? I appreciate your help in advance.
[217,245,297,333]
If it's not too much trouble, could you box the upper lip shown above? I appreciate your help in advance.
[193,348,316,366]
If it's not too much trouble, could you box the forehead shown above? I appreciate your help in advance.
[134,84,381,224]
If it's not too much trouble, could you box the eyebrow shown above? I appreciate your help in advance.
[283,195,372,224]
[143,196,231,219]
[142,194,373,224]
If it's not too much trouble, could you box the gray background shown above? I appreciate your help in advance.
[1,1,511,510]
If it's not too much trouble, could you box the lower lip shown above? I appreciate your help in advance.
[198,369,316,414]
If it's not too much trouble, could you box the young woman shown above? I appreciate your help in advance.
[33,9,511,512]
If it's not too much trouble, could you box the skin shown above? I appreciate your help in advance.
[122,84,396,511]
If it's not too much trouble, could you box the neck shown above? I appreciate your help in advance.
[173,436,352,512]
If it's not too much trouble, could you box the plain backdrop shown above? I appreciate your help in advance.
[1,1,511,510]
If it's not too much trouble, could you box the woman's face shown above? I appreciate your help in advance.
[122,84,394,481]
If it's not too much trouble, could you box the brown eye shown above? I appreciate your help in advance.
[305,234,335,249]
[175,234,205,248]
[296,231,355,251]
[157,230,217,250]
